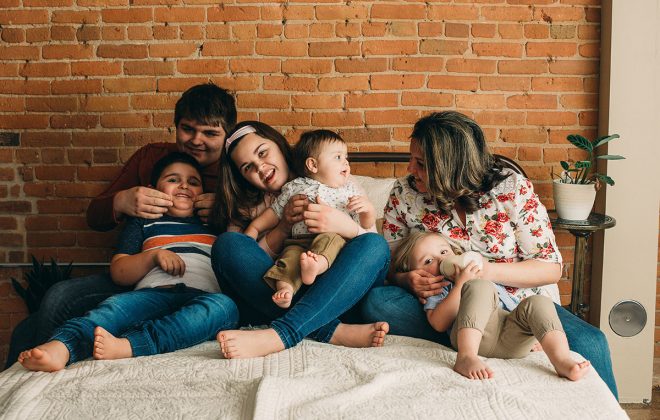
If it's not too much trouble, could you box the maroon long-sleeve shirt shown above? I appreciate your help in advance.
[86,143,219,232]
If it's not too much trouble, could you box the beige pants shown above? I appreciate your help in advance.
[449,279,564,359]
[263,232,346,294]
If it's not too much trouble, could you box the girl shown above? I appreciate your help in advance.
[393,231,590,381]
[360,111,618,397]
[210,121,389,359]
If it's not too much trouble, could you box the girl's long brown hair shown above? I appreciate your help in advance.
[411,111,510,215]
[209,121,294,233]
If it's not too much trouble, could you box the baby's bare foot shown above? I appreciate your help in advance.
[554,358,590,381]
[217,329,285,359]
[300,251,328,285]
[454,353,494,380]
[272,285,293,309]
[330,322,389,348]
[93,326,133,360]
[18,341,69,372]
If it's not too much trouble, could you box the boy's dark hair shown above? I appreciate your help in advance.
[150,152,204,188]
[174,83,237,136]
[293,129,345,176]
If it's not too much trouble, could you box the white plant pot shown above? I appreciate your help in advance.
[553,180,597,220]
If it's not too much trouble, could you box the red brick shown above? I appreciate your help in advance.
[202,41,254,56]
[446,59,496,74]
[27,232,76,247]
[154,6,205,23]
[51,115,99,129]
[257,24,282,38]
[533,6,585,22]
[428,75,479,91]
[282,59,333,74]
[311,112,363,128]
[335,22,361,38]
[472,23,496,38]
[0,217,18,230]
[1,28,25,43]
[93,149,118,164]
[72,132,123,147]
[498,24,523,39]
[527,111,578,126]
[256,41,308,57]
[77,166,121,182]
[560,94,598,109]
[428,5,479,20]
[0,115,49,129]
[346,93,398,109]
[362,40,417,56]
[579,43,599,58]
[264,76,317,92]
[236,93,290,109]
[0,80,49,95]
[498,60,548,74]
[25,216,59,231]
[543,148,569,163]
[420,40,468,55]
[318,76,369,92]
[51,10,99,24]
[526,42,578,57]
[0,97,24,112]
[76,26,100,42]
[231,24,256,40]
[292,95,342,110]
[180,25,203,40]
[335,58,388,73]
[310,41,360,57]
[480,76,530,91]
[371,75,425,90]
[371,4,426,20]
[0,10,49,24]
[392,57,443,72]
[532,77,582,92]
[80,96,130,112]
[0,46,39,60]
[501,128,548,144]
[208,5,260,22]
[259,111,310,127]
[101,113,151,128]
[361,22,387,37]
[97,44,148,59]
[125,61,175,76]
[316,5,368,20]
[209,76,259,92]
[149,43,197,58]
[365,110,419,126]
[507,94,557,109]
[474,111,525,126]
[50,25,76,41]
[152,25,176,40]
[445,23,469,38]
[456,94,506,109]
[482,6,533,22]
[401,92,453,108]
[524,24,549,39]
[52,79,102,95]
[104,78,156,93]
[25,27,49,43]
[473,43,522,58]
[102,8,152,23]
[71,61,122,76]
[0,201,31,214]
[229,58,280,73]
[102,26,126,40]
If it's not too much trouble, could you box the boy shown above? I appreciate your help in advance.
[18,153,238,371]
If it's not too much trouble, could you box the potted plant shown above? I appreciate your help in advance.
[553,133,624,220]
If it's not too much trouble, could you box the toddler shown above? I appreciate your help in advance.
[19,153,238,372]
[392,231,590,381]
[245,130,376,308]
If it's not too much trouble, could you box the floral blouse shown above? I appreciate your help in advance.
[382,169,562,304]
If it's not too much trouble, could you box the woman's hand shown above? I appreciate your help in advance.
[114,186,173,219]
[276,194,308,234]
[153,249,186,277]
[304,196,360,238]
[402,269,450,302]
[194,193,215,223]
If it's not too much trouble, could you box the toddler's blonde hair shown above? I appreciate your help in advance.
[392,231,461,273]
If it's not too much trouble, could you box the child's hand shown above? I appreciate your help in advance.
[454,261,482,286]
[347,195,374,216]
[153,249,186,277]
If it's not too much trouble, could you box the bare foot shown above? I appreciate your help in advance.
[217,329,285,359]
[300,251,328,285]
[454,353,494,380]
[272,281,294,309]
[93,326,133,360]
[18,341,69,372]
[553,358,590,381]
[329,322,389,348]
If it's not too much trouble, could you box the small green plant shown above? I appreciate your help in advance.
[11,255,72,313]
[555,133,624,185]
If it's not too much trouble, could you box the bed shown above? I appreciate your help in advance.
[0,153,626,419]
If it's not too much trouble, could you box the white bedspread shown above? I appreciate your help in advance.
[0,336,625,419]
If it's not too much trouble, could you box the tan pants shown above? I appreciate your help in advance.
[449,279,564,359]
[263,233,346,294]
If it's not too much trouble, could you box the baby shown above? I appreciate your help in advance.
[19,153,238,372]
[393,231,590,381]
[245,130,376,308]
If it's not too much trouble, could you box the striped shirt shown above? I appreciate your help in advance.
[116,215,219,293]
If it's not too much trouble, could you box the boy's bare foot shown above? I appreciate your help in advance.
[217,328,285,359]
[553,358,590,381]
[93,326,133,360]
[329,322,389,348]
[272,281,294,309]
[454,353,494,380]
[18,341,69,372]
[300,251,328,285]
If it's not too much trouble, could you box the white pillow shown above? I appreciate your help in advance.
[352,175,396,219]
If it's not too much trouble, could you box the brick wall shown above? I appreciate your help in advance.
[0,1,603,365]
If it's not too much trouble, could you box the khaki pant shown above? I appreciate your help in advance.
[263,233,346,294]
[449,279,563,359]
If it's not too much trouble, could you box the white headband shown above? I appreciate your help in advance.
[225,125,257,152]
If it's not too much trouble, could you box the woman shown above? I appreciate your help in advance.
[209,121,390,358]
[360,111,618,398]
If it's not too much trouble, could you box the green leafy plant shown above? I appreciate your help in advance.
[11,255,72,313]
[555,134,624,185]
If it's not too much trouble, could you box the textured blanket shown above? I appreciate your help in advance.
[0,336,625,419]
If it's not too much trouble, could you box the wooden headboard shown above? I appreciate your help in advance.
[348,152,526,177]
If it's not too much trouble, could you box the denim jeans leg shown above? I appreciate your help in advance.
[212,232,285,326]
[50,289,178,364]
[271,233,390,348]
[554,303,618,399]
[361,286,451,347]
[124,292,239,357]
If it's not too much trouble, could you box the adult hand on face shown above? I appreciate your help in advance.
[194,193,215,223]
[404,269,449,304]
[114,186,173,220]
[276,194,308,233]
[304,195,359,238]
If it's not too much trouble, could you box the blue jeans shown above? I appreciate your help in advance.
[52,285,238,363]
[5,272,130,369]
[360,285,618,400]
[212,232,389,348]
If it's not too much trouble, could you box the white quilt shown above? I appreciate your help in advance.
[0,336,625,420]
